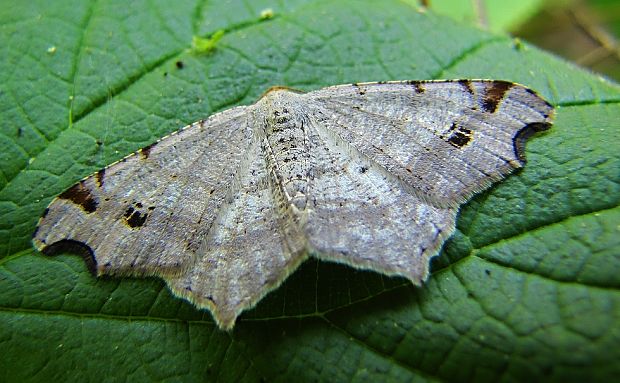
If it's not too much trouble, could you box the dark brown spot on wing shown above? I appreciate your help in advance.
[406,80,425,93]
[124,206,148,228]
[443,123,473,148]
[59,182,98,213]
[513,122,552,162]
[96,169,105,187]
[448,130,472,148]
[41,239,97,275]
[139,142,155,159]
[458,79,474,95]
[482,81,514,113]
[352,83,366,95]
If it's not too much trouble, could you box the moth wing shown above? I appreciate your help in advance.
[303,80,554,207]
[34,106,253,277]
[303,117,457,283]
[167,138,307,330]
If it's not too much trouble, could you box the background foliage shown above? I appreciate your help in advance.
[1,0,619,381]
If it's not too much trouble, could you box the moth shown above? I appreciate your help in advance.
[33,80,554,330]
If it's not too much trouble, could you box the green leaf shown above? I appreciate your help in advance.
[1,0,619,381]
[405,0,557,33]
[191,30,226,54]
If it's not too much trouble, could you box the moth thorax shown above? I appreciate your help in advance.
[266,106,297,133]
[264,108,309,212]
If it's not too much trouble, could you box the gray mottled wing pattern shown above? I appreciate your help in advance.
[32,80,554,330]
[167,137,307,330]
[302,80,554,207]
[33,106,252,278]
[304,114,457,283]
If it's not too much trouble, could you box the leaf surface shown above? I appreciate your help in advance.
[1,0,619,381]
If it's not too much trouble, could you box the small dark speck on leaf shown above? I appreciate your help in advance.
[176,60,184,69]
[513,38,524,51]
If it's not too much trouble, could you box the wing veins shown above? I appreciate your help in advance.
[90,113,250,272]
[316,96,518,178]
[134,115,251,271]
[311,100,477,190]
[308,107,469,205]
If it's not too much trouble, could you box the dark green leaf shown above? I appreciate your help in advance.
[1,0,619,381]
